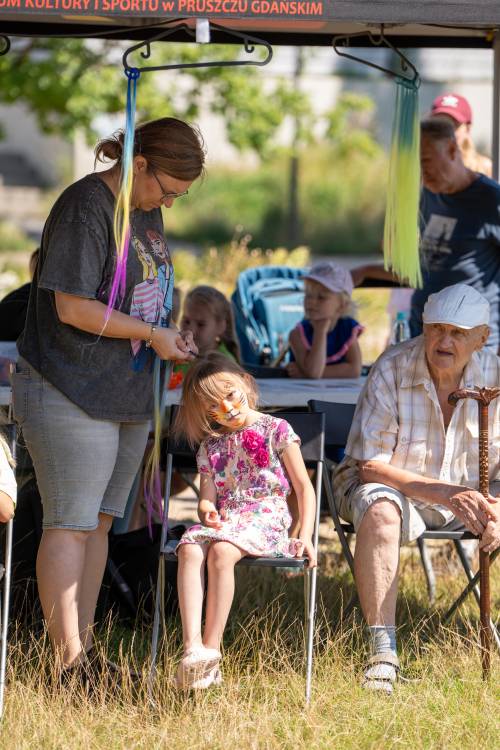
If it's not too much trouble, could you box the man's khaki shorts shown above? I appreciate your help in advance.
[336,480,500,544]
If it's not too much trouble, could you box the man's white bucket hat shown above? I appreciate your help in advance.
[422,283,490,329]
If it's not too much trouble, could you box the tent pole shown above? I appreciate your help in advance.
[492,33,500,181]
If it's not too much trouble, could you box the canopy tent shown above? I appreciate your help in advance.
[2,2,500,47]
[3,1,500,174]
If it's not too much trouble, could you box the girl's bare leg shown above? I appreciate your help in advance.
[177,543,208,652]
[203,542,245,650]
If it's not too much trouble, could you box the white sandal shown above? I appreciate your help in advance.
[174,646,221,690]
[190,665,223,690]
[362,653,400,696]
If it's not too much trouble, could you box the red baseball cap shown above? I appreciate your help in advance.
[430,93,472,125]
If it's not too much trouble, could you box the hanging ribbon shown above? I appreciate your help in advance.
[109,65,165,533]
[383,75,422,289]
[107,67,140,319]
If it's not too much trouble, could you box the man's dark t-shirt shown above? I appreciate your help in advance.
[410,174,500,349]
[18,174,174,421]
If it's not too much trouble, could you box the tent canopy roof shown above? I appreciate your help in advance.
[2,2,500,48]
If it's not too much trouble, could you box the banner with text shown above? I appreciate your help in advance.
[0,0,331,19]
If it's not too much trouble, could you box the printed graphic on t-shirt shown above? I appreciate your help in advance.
[130,229,173,358]
[420,214,457,269]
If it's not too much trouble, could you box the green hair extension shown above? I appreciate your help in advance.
[383,76,422,289]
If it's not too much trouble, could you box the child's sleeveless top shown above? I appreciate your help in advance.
[290,316,363,364]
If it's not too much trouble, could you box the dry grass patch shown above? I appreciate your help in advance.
[1,549,498,750]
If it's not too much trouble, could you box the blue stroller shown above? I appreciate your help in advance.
[231,266,306,366]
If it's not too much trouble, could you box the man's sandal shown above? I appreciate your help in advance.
[362,653,400,696]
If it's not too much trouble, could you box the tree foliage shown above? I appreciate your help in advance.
[0,38,306,157]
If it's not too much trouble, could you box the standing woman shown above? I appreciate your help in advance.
[12,117,205,674]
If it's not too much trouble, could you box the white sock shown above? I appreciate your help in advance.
[368,625,397,658]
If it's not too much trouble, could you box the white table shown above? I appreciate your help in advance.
[166,377,365,408]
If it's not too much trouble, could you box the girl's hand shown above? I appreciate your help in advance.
[295,538,317,568]
[200,508,227,529]
[152,327,196,362]
[286,362,303,378]
[310,318,331,333]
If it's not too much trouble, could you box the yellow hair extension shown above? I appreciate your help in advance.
[383,77,422,289]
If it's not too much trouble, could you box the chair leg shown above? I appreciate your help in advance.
[454,541,481,607]
[451,541,500,653]
[304,567,317,707]
[180,473,200,498]
[342,591,359,622]
[417,537,436,605]
[322,470,355,576]
[148,555,165,695]
[0,518,13,720]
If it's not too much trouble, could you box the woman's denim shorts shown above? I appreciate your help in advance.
[11,357,150,531]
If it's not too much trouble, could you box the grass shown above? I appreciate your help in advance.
[2,538,499,750]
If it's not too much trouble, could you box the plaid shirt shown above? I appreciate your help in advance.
[334,336,500,518]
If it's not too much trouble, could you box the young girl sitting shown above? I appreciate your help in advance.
[173,353,317,689]
[287,261,363,379]
[181,285,240,362]
[169,285,240,390]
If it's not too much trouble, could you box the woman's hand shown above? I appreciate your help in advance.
[179,329,198,357]
[447,490,496,536]
[295,537,317,568]
[152,327,196,362]
[200,508,226,529]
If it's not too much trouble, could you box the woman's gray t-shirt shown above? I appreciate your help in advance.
[18,174,174,421]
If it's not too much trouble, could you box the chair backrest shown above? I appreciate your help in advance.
[308,400,356,455]
[164,406,199,471]
[275,411,324,465]
[165,407,324,467]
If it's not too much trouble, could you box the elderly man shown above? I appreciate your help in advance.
[334,283,500,694]
[352,118,500,351]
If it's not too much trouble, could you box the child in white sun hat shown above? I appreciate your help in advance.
[287,261,364,379]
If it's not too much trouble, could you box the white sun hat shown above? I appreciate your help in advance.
[304,261,353,296]
[422,283,490,329]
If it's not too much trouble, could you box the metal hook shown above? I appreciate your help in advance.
[122,21,272,76]
[332,24,419,87]
[141,42,152,61]
[0,35,10,57]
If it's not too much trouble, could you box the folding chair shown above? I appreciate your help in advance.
[308,399,500,649]
[308,400,437,603]
[150,410,325,705]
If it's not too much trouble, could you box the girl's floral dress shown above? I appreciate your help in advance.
[177,414,301,557]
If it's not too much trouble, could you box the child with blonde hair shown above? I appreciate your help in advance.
[173,353,316,689]
[287,261,363,379]
[180,285,240,362]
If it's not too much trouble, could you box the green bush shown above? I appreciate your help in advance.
[173,234,309,299]
[169,144,388,256]
[0,221,31,253]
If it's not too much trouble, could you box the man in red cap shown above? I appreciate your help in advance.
[431,92,492,177]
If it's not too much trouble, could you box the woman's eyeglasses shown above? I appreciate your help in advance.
[152,170,189,202]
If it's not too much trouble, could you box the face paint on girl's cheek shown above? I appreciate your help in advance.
[208,389,249,426]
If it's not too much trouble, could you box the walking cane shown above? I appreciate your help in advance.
[448,386,500,679]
